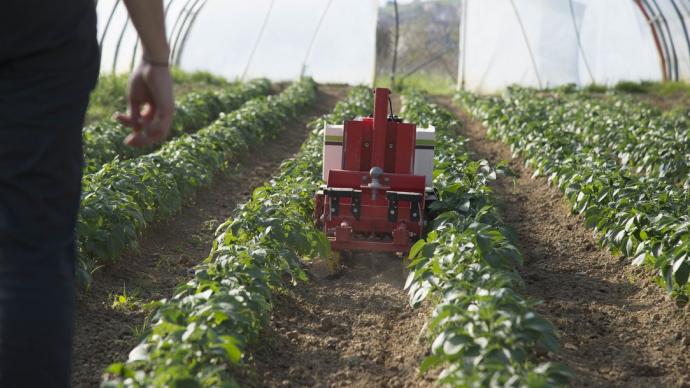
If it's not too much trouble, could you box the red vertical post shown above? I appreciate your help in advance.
[371,88,390,169]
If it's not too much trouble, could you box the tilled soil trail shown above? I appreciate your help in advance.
[245,253,433,388]
[71,85,348,387]
[436,96,690,387]
[239,93,432,388]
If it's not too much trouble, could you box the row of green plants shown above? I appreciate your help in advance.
[77,78,314,285]
[86,73,129,124]
[102,86,374,387]
[86,69,234,124]
[83,79,271,173]
[457,89,690,301]
[538,85,690,183]
[401,91,571,386]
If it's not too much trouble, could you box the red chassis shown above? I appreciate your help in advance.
[314,88,435,256]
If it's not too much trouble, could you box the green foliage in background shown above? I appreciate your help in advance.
[171,68,232,87]
[377,0,459,94]
[86,73,129,123]
[86,69,235,124]
[82,79,271,174]
[376,72,456,95]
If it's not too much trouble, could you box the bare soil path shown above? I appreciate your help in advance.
[435,96,690,388]
[237,93,433,388]
[243,253,433,388]
[71,85,348,387]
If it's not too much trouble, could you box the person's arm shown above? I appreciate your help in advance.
[116,0,175,147]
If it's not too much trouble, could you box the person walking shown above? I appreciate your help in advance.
[0,1,174,386]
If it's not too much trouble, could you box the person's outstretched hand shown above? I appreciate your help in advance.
[116,61,175,147]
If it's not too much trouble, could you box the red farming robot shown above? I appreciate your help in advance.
[314,88,436,261]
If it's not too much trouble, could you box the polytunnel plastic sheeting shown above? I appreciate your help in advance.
[458,0,684,93]
[460,0,583,93]
[578,0,661,85]
[96,0,378,85]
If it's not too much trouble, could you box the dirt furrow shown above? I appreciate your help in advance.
[71,85,348,387]
[244,253,433,388]
[436,96,690,388]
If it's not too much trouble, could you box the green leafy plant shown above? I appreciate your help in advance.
[83,79,271,174]
[77,78,315,286]
[111,285,144,312]
[456,86,690,300]
[101,87,374,387]
[402,90,571,386]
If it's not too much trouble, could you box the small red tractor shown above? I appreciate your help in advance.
[314,88,436,263]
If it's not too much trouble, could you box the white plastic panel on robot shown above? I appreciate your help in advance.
[414,126,435,187]
[323,124,344,182]
[96,0,378,85]
[322,124,435,187]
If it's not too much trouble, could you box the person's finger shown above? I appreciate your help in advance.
[126,89,144,129]
[147,70,175,132]
[139,119,169,145]
[141,103,156,122]
[115,113,138,128]
[137,102,173,146]
[123,131,149,148]
[155,105,174,134]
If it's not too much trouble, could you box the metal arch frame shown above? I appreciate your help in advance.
[679,0,690,16]
[508,0,543,88]
[170,0,205,66]
[390,0,400,87]
[666,0,690,78]
[680,0,690,14]
[241,0,277,81]
[568,0,595,84]
[172,0,208,67]
[459,0,469,90]
[300,0,335,77]
[99,0,122,56]
[636,0,674,80]
[168,0,197,65]
[130,0,178,71]
[112,11,131,73]
[175,0,209,67]
[649,0,679,80]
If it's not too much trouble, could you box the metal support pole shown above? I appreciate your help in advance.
[175,0,209,67]
[171,0,204,66]
[390,0,400,89]
[301,0,335,77]
[99,0,122,55]
[242,0,276,81]
[112,13,131,73]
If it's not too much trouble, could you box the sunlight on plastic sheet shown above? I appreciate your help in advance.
[459,0,665,93]
[97,0,378,85]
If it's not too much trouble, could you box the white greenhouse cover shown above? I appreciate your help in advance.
[459,0,690,93]
[97,0,378,85]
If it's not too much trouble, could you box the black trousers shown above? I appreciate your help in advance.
[0,67,96,386]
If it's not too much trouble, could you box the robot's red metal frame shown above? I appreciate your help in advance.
[315,88,431,256]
